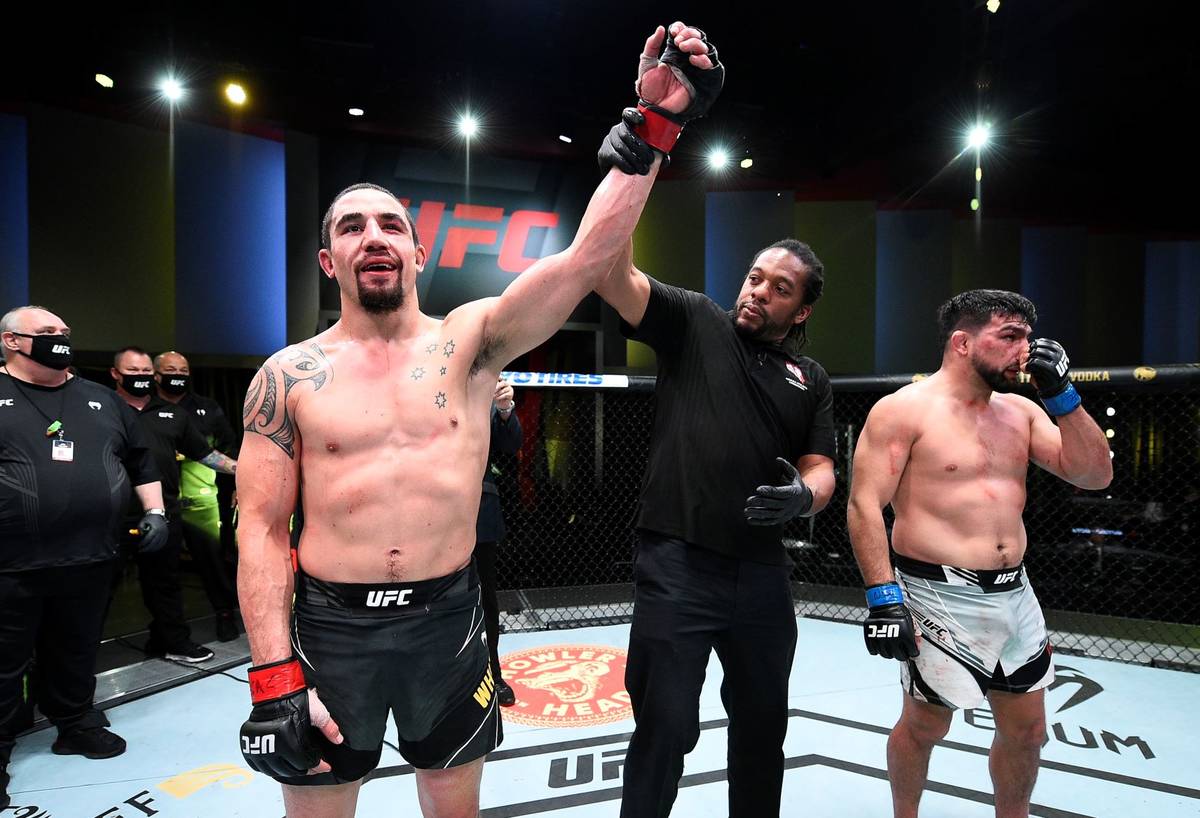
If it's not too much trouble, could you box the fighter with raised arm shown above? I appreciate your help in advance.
[848,290,1113,818]
[236,22,721,818]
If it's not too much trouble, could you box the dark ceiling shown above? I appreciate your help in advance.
[5,1,1198,231]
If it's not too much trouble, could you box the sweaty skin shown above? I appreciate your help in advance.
[242,317,496,584]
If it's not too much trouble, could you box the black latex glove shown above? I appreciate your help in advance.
[744,457,814,526]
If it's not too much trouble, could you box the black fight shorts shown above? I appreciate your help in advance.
[279,562,503,786]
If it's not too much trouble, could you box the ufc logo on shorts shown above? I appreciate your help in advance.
[0,399,12,407]
[867,623,900,639]
[995,570,1019,584]
[366,589,413,607]
[242,735,275,755]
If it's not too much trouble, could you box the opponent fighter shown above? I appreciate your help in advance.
[236,22,722,818]
[847,290,1113,818]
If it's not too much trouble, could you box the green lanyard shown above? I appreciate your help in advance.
[7,373,70,438]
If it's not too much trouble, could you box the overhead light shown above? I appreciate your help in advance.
[558,134,573,144]
[348,107,364,117]
[740,157,753,169]
[970,197,980,211]
[459,114,479,138]
[1106,407,1116,417]
[975,166,983,182]
[95,73,114,89]
[707,149,729,170]
[160,77,184,102]
[1105,429,1115,439]
[967,124,991,149]
[225,83,247,106]
[987,0,1001,12]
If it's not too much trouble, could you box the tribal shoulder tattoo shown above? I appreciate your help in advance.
[242,343,332,459]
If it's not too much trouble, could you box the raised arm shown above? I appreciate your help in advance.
[1028,404,1112,490]
[237,357,303,665]
[595,238,653,329]
[847,394,915,586]
[479,22,721,369]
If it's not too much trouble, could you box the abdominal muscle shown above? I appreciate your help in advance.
[294,436,486,583]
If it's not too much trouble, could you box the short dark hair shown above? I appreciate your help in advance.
[752,238,826,352]
[320,183,419,251]
[113,346,151,369]
[936,289,1037,348]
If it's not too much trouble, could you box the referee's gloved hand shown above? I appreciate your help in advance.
[241,657,342,778]
[862,582,919,661]
[744,457,814,526]
[137,510,169,553]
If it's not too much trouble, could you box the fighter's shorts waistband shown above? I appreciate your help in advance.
[893,553,1025,593]
[296,561,479,611]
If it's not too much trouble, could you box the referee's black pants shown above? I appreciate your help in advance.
[114,520,191,649]
[619,533,797,818]
[0,562,114,764]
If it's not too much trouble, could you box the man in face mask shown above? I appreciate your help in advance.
[110,347,237,664]
[154,351,241,641]
[0,307,168,810]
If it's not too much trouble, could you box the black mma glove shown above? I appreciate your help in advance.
[862,582,919,661]
[598,108,658,176]
[137,509,169,553]
[633,25,725,155]
[240,657,320,778]
[1026,337,1081,416]
[744,457,815,526]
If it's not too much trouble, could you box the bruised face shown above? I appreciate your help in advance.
[733,248,813,343]
[964,314,1033,391]
[318,188,425,314]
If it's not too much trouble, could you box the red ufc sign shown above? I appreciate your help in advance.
[399,200,560,274]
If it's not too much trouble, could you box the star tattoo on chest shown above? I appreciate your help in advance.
[440,367,447,376]
[443,340,456,358]
[411,367,425,381]
[435,392,447,409]
[426,343,438,354]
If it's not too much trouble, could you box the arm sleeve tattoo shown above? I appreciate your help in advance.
[242,344,332,459]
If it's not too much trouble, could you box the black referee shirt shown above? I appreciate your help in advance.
[622,277,836,565]
[0,372,159,571]
[128,395,213,516]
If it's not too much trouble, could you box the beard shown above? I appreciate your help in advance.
[972,356,1018,392]
[357,276,405,314]
[733,301,794,342]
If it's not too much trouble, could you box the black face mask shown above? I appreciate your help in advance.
[160,374,190,395]
[13,333,73,370]
[120,374,154,397]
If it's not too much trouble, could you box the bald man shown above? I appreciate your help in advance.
[0,306,166,808]
[155,351,241,641]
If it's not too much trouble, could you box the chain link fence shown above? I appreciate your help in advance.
[494,366,1200,671]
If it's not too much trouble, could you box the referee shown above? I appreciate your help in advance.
[0,306,168,810]
[595,228,837,815]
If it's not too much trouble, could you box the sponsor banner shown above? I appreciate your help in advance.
[500,371,629,389]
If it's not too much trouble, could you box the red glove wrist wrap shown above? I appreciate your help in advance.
[634,105,683,154]
[248,657,306,704]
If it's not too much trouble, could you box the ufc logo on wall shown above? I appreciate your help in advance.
[868,624,900,639]
[242,735,275,755]
[366,589,413,607]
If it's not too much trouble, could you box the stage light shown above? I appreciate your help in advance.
[987,0,1001,12]
[558,135,573,144]
[708,149,729,170]
[740,157,754,169]
[225,83,247,106]
[1106,407,1116,417]
[348,107,364,117]
[975,166,983,182]
[160,78,184,102]
[459,114,479,138]
[95,73,114,89]
[967,124,990,149]
[1105,428,1116,439]
[970,198,980,211]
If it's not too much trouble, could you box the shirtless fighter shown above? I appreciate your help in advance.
[847,290,1112,818]
[235,22,722,818]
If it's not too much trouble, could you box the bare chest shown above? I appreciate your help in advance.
[910,401,1030,480]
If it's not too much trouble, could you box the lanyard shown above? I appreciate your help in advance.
[5,372,71,438]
